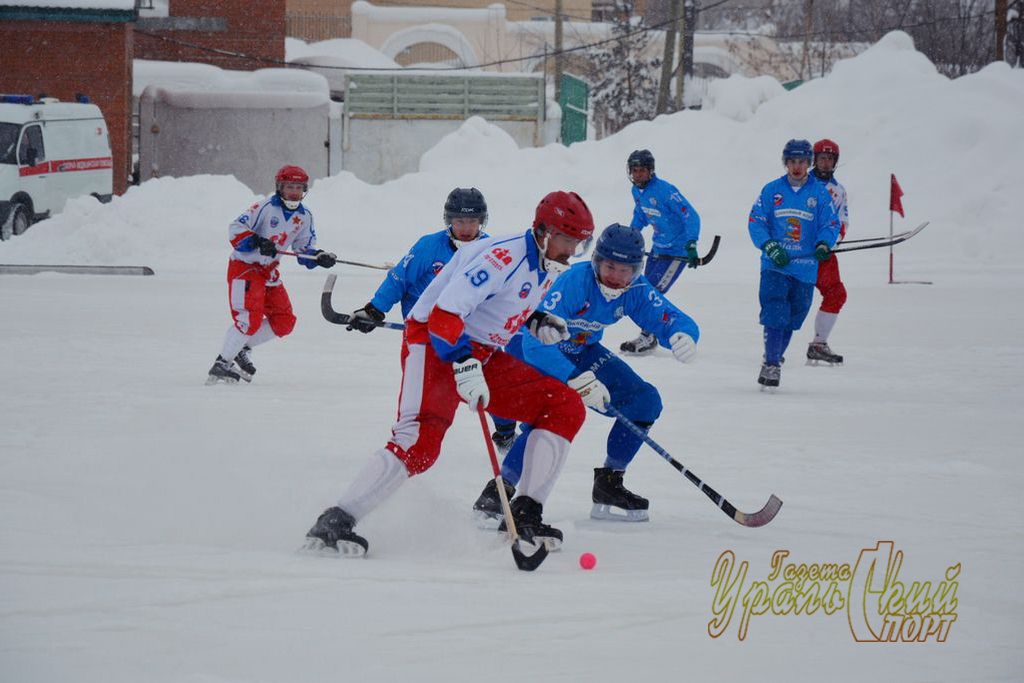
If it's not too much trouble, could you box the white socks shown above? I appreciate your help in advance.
[814,311,838,343]
[518,429,570,505]
[219,324,277,360]
[337,448,410,521]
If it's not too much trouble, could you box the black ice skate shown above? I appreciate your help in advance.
[591,467,650,522]
[757,362,781,390]
[234,345,256,382]
[472,477,516,524]
[206,355,242,385]
[498,496,562,551]
[806,341,843,365]
[491,425,517,455]
[614,331,655,358]
[620,332,657,356]
[302,506,368,557]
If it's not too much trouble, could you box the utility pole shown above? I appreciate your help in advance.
[554,0,565,101]
[996,0,1008,61]
[657,0,680,114]
[673,0,687,111]
[800,0,814,80]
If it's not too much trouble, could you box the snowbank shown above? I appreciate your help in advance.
[701,74,787,122]
[5,31,1024,269]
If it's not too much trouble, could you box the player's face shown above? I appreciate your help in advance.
[279,182,306,202]
[543,229,587,265]
[598,260,635,289]
[629,166,652,187]
[449,217,481,242]
[785,158,809,181]
[815,152,837,174]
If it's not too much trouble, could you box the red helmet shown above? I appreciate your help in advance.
[532,191,595,241]
[813,139,840,161]
[275,165,309,186]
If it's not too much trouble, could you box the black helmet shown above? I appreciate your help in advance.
[627,149,655,188]
[443,187,488,227]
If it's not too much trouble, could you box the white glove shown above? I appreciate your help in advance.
[568,371,610,412]
[527,312,570,345]
[669,332,697,363]
[452,358,489,410]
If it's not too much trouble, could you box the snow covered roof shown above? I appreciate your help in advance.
[286,37,400,70]
[133,60,330,101]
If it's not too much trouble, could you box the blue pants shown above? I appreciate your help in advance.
[645,254,687,294]
[500,344,662,483]
[759,270,813,365]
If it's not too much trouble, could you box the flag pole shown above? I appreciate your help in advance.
[889,208,894,284]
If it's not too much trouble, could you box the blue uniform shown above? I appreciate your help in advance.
[630,175,701,257]
[499,262,699,480]
[748,174,840,364]
[370,229,486,319]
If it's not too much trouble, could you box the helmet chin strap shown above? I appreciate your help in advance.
[597,280,626,301]
[537,232,570,275]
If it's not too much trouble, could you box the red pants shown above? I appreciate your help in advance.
[226,259,296,336]
[815,254,847,314]
[388,339,586,476]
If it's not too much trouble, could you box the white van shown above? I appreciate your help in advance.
[1,94,113,241]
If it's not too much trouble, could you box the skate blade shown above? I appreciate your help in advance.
[759,384,779,393]
[205,375,239,386]
[236,370,253,382]
[298,537,367,558]
[590,503,650,522]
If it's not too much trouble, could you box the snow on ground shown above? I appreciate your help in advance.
[2,32,1023,681]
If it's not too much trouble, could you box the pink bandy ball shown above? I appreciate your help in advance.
[579,552,597,570]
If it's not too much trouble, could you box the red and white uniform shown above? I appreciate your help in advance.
[816,177,848,314]
[225,195,317,337]
[335,231,586,521]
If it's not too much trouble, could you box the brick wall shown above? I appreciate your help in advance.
[0,21,133,194]
[135,0,286,70]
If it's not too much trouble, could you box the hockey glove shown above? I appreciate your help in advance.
[315,250,338,268]
[669,332,697,363]
[762,240,789,267]
[813,241,832,262]
[685,240,700,268]
[453,357,490,410]
[526,311,569,345]
[568,371,610,412]
[346,303,385,333]
[253,235,278,257]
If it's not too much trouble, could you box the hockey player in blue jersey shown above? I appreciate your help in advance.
[346,187,488,328]
[748,139,840,389]
[620,149,702,356]
[472,223,700,522]
[344,188,518,449]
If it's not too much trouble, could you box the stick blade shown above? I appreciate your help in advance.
[320,274,350,325]
[511,539,549,571]
[735,494,783,528]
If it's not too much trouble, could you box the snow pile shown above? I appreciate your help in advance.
[701,74,787,122]
[418,116,521,173]
[286,37,400,69]
[4,31,1024,270]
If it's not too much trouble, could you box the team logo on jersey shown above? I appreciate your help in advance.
[292,215,302,225]
[519,282,532,299]
[807,197,817,208]
[571,331,591,346]
[485,247,513,269]
[504,308,532,333]
[650,198,658,206]
[432,261,445,274]
[270,217,280,228]
[786,217,802,241]
[773,193,783,206]
[614,305,625,319]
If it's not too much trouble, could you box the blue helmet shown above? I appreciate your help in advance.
[592,224,645,299]
[782,139,813,163]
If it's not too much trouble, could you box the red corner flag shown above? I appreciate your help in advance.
[890,174,905,217]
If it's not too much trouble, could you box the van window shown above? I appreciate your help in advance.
[0,122,19,164]
[18,125,45,166]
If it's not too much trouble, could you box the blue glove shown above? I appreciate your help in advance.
[685,240,700,268]
[762,240,789,267]
[813,242,831,262]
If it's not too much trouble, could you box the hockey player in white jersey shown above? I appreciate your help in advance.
[304,191,597,557]
[206,165,337,384]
